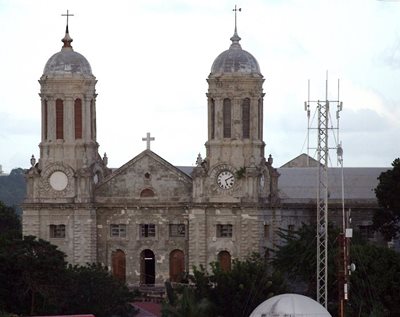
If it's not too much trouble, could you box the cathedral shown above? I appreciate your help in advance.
[22,20,384,285]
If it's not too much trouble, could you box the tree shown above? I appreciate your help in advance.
[162,287,213,317]
[373,158,400,241]
[272,223,339,302]
[0,234,138,316]
[163,254,285,317]
[0,201,21,240]
[272,222,400,317]
[347,244,400,317]
[62,263,137,317]
[0,236,67,315]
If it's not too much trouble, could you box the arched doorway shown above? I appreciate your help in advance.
[218,250,231,272]
[111,249,126,283]
[169,249,185,282]
[140,249,155,285]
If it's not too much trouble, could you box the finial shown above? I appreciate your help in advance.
[103,153,108,166]
[30,154,36,167]
[61,10,74,49]
[230,5,242,47]
[268,154,273,165]
[196,153,203,167]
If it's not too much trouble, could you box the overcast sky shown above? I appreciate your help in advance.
[0,0,399,173]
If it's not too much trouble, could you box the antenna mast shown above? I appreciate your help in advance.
[304,73,343,308]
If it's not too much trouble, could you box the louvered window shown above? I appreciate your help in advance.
[242,98,250,138]
[74,98,82,139]
[56,99,64,139]
[223,98,231,138]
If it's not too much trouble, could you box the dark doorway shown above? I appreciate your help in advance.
[111,249,126,283]
[169,249,185,282]
[140,249,155,284]
[218,250,231,272]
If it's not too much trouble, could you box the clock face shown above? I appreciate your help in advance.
[49,171,68,191]
[217,170,235,189]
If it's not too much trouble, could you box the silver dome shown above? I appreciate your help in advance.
[44,49,92,76]
[43,30,92,76]
[210,32,261,75]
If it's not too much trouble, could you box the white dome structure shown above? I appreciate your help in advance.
[249,294,332,317]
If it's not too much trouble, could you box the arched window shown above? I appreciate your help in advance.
[223,98,231,138]
[242,98,250,139]
[218,250,231,272]
[140,188,155,198]
[74,98,82,139]
[210,99,215,139]
[56,99,64,140]
[44,100,48,140]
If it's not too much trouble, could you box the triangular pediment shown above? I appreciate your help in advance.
[95,150,192,204]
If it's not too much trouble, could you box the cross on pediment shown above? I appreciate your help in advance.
[142,132,155,150]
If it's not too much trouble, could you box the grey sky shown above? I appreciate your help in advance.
[0,0,399,173]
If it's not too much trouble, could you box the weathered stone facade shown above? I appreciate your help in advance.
[22,25,384,286]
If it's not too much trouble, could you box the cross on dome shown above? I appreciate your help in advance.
[61,10,74,48]
[231,5,242,45]
[142,132,155,150]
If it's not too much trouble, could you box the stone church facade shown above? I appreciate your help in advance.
[22,23,385,285]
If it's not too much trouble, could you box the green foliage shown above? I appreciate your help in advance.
[0,236,67,315]
[0,202,21,240]
[165,254,285,317]
[272,223,339,301]
[162,287,212,317]
[0,235,137,316]
[272,222,400,317]
[373,158,400,240]
[0,168,26,213]
[348,244,400,317]
[63,263,137,317]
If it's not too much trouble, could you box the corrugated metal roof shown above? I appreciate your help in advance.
[277,167,387,202]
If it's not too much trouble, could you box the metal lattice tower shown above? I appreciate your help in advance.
[316,99,329,307]
[305,75,342,308]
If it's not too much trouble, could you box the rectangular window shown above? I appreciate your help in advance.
[359,225,375,240]
[264,224,270,240]
[217,224,233,238]
[287,224,295,236]
[140,224,156,238]
[56,99,64,139]
[169,224,186,237]
[110,224,127,238]
[50,224,65,238]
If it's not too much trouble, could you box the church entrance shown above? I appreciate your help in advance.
[140,249,155,285]
[169,249,185,282]
[111,249,126,283]
[218,251,231,272]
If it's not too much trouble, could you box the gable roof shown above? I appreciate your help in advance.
[280,153,321,168]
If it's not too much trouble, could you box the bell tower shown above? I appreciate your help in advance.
[192,13,277,204]
[23,16,108,265]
